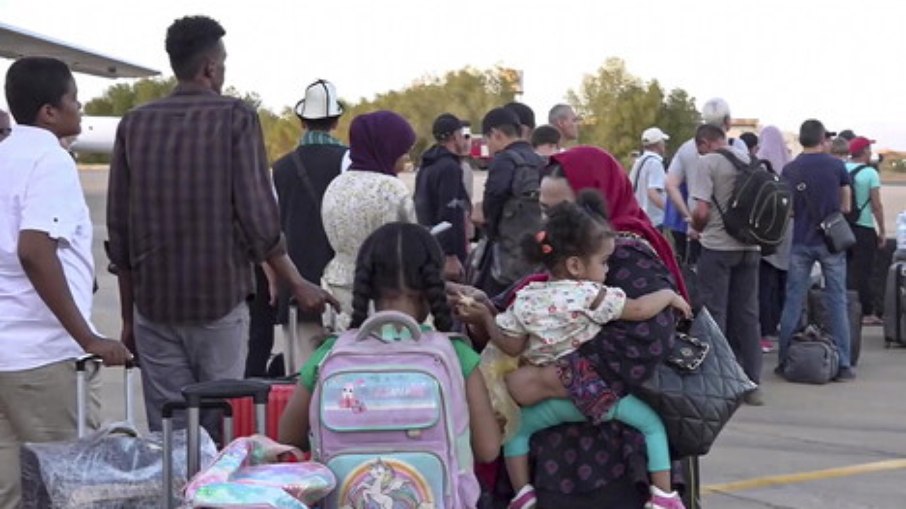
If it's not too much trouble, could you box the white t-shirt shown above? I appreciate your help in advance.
[0,125,94,371]
[628,151,666,226]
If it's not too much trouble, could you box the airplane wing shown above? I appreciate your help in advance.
[0,22,159,78]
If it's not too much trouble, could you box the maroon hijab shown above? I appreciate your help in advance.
[549,146,688,299]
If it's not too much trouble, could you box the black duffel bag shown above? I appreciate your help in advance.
[636,307,757,458]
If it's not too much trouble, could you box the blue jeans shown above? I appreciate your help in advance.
[778,243,851,369]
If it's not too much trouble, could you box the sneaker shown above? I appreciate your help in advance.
[760,337,776,353]
[834,367,856,382]
[645,486,686,509]
[508,484,537,509]
[862,315,883,326]
[743,388,765,406]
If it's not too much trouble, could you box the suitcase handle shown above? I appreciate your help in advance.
[181,380,270,486]
[162,400,233,509]
[181,379,271,406]
[355,311,422,343]
[76,354,138,371]
[75,354,137,438]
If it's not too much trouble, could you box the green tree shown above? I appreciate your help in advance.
[83,76,178,116]
[335,66,520,162]
[259,107,302,164]
[568,58,700,167]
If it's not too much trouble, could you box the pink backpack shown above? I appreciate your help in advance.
[310,311,480,509]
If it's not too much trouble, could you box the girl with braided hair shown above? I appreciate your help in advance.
[279,222,501,466]
[458,190,690,509]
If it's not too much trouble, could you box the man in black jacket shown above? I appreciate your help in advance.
[415,113,471,281]
[262,79,349,376]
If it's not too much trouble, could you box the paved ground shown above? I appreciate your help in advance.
[81,168,906,508]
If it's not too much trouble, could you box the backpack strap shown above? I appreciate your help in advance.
[290,148,322,209]
[849,164,872,214]
[632,155,657,192]
[714,148,749,171]
[709,148,749,222]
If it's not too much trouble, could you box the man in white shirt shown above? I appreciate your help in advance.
[0,57,131,508]
[629,127,669,228]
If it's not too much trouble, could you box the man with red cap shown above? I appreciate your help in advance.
[846,136,885,325]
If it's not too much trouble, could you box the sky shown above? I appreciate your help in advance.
[2,0,906,150]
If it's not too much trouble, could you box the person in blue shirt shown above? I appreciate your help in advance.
[777,120,855,381]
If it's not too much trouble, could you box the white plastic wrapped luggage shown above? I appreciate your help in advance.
[19,356,218,508]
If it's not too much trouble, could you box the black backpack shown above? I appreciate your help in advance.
[844,164,871,224]
[712,149,792,252]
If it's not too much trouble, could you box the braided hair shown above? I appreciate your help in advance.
[349,222,453,332]
[522,189,615,274]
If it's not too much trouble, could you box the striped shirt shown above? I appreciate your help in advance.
[107,83,285,324]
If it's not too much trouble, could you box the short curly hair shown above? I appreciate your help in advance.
[165,16,226,80]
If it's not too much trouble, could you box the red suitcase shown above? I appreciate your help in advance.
[228,381,295,440]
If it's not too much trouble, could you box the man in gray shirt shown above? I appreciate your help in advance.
[665,98,750,262]
[689,124,763,406]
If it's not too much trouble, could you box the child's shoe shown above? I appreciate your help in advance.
[508,484,537,509]
[644,485,686,509]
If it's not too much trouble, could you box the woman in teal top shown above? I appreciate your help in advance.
[278,222,500,463]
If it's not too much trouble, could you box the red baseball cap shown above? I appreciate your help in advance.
[849,136,875,156]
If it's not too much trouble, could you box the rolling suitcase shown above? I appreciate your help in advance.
[871,238,896,317]
[883,261,906,347]
[808,288,863,365]
[163,379,271,509]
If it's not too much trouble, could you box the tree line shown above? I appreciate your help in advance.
[83,58,702,167]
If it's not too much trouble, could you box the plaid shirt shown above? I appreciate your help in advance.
[107,84,285,324]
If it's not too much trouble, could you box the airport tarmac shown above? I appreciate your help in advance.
[80,168,906,508]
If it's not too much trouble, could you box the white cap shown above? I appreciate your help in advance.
[641,127,670,145]
[294,79,344,120]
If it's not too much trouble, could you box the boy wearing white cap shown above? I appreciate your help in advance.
[628,127,670,227]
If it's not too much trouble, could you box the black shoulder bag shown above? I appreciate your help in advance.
[797,181,855,253]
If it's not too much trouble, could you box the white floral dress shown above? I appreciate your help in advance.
[321,170,415,331]
[496,280,627,366]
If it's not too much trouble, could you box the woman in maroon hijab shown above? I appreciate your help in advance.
[462,146,688,508]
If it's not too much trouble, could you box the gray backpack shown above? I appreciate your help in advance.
[490,150,542,286]
[783,326,839,384]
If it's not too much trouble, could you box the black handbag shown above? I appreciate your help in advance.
[818,211,856,253]
[636,308,757,458]
[797,182,856,253]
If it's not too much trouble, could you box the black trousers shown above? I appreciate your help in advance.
[244,265,276,378]
[847,224,878,316]
[758,261,786,336]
